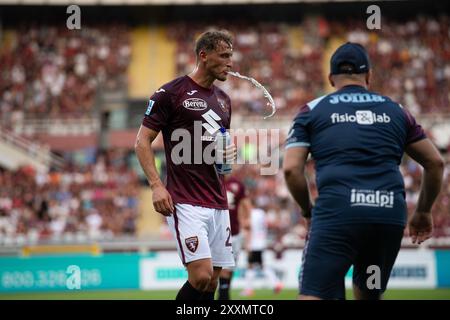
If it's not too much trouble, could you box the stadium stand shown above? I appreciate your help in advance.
[0,8,449,250]
[0,24,130,131]
[0,149,140,245]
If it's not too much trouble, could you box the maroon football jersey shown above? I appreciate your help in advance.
[142,75,231,209]
[225,177,247,235]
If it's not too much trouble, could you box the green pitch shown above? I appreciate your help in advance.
[1,289,450,300]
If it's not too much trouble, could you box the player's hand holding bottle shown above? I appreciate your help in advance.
[215,127,237,175]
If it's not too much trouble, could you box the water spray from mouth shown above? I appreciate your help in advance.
[227,71,276,119]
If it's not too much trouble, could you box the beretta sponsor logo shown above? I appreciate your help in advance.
[183,98,208,111]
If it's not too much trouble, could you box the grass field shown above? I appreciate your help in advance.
[1,289,450,300]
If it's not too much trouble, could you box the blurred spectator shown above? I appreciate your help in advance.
[1,16,449,247]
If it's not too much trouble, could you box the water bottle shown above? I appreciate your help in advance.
[215,127,232,175]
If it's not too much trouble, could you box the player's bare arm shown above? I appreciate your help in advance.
[283,146,313,222]
[238,197,252,231]
[135,125,174,216]
[405,138,445,244]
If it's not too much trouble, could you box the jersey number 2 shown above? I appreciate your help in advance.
[225,227,232,247]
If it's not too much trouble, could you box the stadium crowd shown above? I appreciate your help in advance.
[0,17,448,121]
[0,25,131,128]
[1,147,449,245]
[0,149,140,245]
[329,15,450,116]
[168,20,325,117]
[1,17,448,121]
[169,16,450,117]
[0,16,449,244]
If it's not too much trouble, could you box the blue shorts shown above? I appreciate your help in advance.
[299,223,404,300]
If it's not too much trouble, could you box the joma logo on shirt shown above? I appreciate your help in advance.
[329,93,386,104]
[350,189,394,208]
[331,111,391,124]
[183,98,208,111]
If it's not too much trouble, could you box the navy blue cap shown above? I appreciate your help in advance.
[330,42,371,75]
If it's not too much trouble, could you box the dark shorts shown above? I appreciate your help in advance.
[299,223,404,300]
[248,250,263,266]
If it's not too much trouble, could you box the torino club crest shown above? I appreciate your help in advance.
[185,236,199,253]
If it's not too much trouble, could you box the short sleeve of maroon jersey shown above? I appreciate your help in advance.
[402,107,426,145]
[142,90,173,132]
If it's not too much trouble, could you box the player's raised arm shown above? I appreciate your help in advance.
[135,125,174,216]
[283,147,313,220]
[405,138,444,244]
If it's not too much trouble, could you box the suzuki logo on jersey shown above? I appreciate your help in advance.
[350,189,394,208]
[329,93,386,104]
[202,109,221,135]
[183,98,208,111]
[331,111,391,125]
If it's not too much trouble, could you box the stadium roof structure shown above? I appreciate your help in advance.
[0,0,401,5]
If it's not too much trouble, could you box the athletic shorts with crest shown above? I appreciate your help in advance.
[166,203,235,268]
